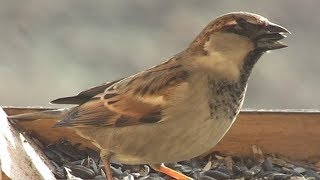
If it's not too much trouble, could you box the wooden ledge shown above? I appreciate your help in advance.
[0,108,56,180]
[213,110,320,162]
[1,107,320,179]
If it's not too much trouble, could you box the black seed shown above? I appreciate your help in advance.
[261,157,273,171]
[44,146,65,165]
[200,175,218,180]
[232,165,245,176]
[249,165,262,176]
[305,169,320,178]
[269,173,291,180]
[68,165,96,179]
[244,170,254,178]
[178,165,193,173]
[110,166,123,176]
[204,170,230,180]
[293,167,306,174]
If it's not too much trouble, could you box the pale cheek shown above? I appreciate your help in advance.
[213,60,240,80]
[194,53,241,81]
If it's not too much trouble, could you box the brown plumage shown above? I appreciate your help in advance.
[10,12,289,180]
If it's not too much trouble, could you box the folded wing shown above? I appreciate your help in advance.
[53,58,189,128]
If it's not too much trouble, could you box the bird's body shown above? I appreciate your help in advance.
[77,69,245,165]
[9,12,289,179]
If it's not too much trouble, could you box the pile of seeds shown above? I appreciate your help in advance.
[30,134,320,180]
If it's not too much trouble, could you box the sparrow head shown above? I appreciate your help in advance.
[189,12,290,80]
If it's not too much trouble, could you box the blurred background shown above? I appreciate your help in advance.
[0,1,319,109]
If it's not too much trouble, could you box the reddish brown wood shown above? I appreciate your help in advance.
[213,111,320,162]
[2,107,320,162]
[3,107,97,150]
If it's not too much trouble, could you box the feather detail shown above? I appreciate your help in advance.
[51,81,120,105]
[53,57,190,128]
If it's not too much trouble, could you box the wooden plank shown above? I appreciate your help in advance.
[2,107,97,151]
[0,108,56,180]
[3,107,54,116]
[213,111,320,162]
[2,107,320,162]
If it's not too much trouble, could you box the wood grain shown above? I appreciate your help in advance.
[213,110,320,162]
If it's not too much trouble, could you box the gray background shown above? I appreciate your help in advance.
[1,1,319,109]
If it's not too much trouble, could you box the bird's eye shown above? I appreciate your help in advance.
[223,18,247,34]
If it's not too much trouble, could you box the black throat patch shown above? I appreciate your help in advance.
[207,50,264,121]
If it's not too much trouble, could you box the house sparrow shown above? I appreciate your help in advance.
[10,12,289,180]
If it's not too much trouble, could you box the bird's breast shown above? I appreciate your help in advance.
[207,76,247,123]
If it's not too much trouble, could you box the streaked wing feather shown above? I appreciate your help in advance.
[54,100,116,127]
[51,80,120,104]
[103,59,189,117]
[55,58,189,128]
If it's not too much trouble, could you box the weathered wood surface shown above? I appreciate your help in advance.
[2,107,320,174]
[0,108,56,180]
[213,110,320,162]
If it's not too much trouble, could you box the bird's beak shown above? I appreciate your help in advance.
[254,23,290,50]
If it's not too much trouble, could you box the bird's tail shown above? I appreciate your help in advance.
[7,108,73,121]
